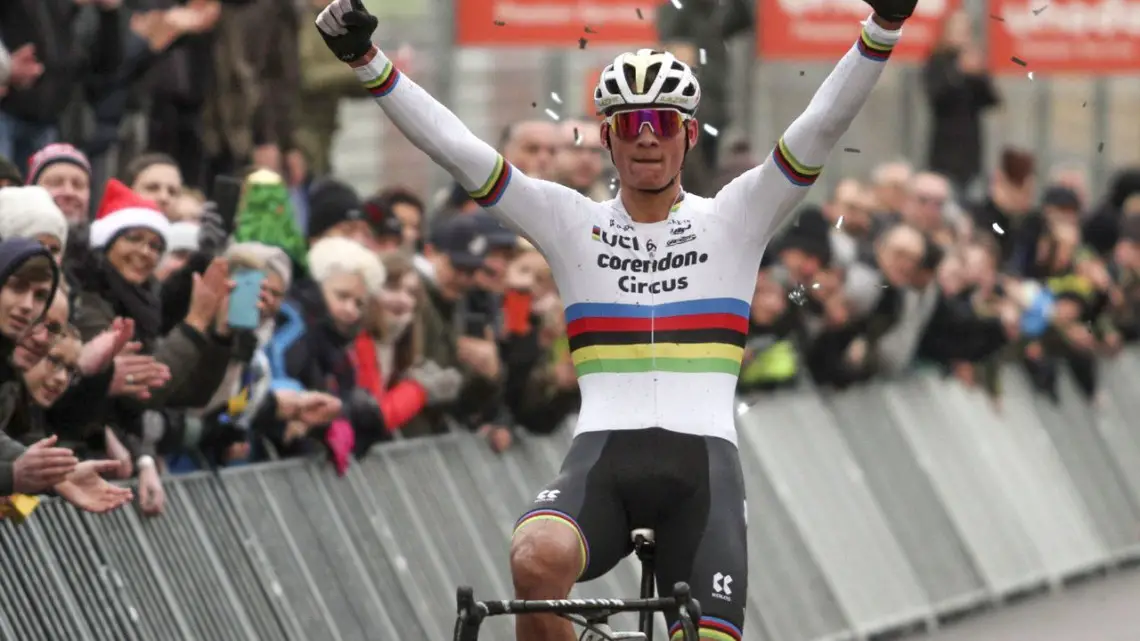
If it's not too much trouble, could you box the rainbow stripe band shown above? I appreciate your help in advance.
[771,138,822,187]
[565,297,750,377]
[669,616,742,641]
[363,60,401,97]
[470,155,514,207]
[513,509,590,578]
[856,27,894,62]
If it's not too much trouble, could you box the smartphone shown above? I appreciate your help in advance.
[228,269,266,330]
[212,174,245,234]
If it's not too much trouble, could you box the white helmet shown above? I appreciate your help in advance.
[593,49,701,116]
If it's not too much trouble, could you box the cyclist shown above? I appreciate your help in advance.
[316,1,917,639]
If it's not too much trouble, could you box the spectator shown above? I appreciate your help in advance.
[923,9,1000,195]
[0,0,121,170]
[124,152,183,218]
[266,236,386,472]
[363,188,420,252]
[0,186,69,263]
[1082,167,1140,257]
[551,119,608,201]
[71,180,233,471]
[869,160,913,217]
[154,221,201,282]
[971,147,1037,262]
[353,251,463,438]
[26,143,92,226]
[306,177,375,249]
[0,154,23,186]
[414,215,503,435]
[822,178,876,268]
[169,187,207,223]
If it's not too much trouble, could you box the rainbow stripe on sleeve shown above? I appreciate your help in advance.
[771,138,822,187]
[362,60,402,97]
[565,297,750,376]
[856,26,895,62]
[468,154,514,207]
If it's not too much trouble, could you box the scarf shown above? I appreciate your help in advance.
[98,257,163,345]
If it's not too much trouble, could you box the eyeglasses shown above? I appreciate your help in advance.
[606,109,689,142]
[42,353,81,383]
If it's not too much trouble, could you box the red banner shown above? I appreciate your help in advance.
[757,0,959,61]
[456,0,657,46]
[987,0,1140,74]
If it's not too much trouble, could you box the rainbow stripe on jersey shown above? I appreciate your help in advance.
[565,297,750,377]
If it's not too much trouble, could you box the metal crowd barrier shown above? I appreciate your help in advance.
[3,349,1140,641]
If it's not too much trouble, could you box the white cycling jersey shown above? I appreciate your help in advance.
[350,15,901,445]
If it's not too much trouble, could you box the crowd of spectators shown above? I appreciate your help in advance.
[1,0,1140,521]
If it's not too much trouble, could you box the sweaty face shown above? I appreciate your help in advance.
[106,228,164,284]
[132,163,183,218]
[37,164,90,224]
[604,109,696,192]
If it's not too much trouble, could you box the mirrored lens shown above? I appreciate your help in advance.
[609,110,685,141]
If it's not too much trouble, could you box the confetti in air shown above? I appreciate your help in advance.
[1028,72,1034,80]
[843,147,861,153]
[670,0,682,8]
[530,102,537,108]
[1032,4,1048,15]
[579,37,588,49]
[1082,101,1088,107]
[799,70,805,76]
[812,282,821,290]
[544,108,560,121]
[573,127,583,146]
[494,20,506,26]
[584,26,597,33]
[703,124,719,136]
[989,13,1004,21]
[992,222,1004,235]
[550,92,563,105]
[788,284,808,306]
[699,48,707,65]
[736,402,749,417]
[1011,56,1028,67]
[836,215,844,229]
[1098,142,1105,153]
[636,8,643,19]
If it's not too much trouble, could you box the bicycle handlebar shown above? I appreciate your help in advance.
[454,582,702,641]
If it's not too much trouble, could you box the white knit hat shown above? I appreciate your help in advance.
[90,179,171,249]
[0,186,69,246]
[166,222,200,254]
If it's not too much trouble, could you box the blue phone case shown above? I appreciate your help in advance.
[228,270,266,330]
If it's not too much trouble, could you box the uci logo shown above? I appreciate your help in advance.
[591,226,641,251]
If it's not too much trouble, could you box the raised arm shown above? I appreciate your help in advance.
[315,0,576,253]
[715,14,902,247]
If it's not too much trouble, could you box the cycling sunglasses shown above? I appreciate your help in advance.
[606,108,690,142]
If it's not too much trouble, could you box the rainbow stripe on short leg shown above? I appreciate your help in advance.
[856,25,895,62]
[513,509,590,579]
[669,616,742,641]
[771,138,822,187]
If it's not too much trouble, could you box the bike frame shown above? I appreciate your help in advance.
[453,533,702,641]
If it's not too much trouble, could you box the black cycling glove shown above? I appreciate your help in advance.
[862,0,918,22]
[315,0,379,64]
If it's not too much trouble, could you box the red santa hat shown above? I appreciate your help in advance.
[89,179,172,249]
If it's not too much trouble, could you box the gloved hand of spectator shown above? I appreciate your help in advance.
[12,436,77,494]
[407,360,464,405]
[197,202,229,257]
[315,0,378,63]
[862,0,916,22]
[457,334,501,380]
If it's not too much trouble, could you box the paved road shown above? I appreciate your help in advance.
[921,570,1140,641]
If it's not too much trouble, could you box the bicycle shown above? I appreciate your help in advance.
[454,528,703,641]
